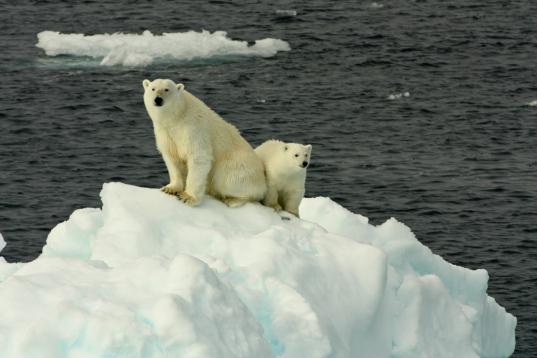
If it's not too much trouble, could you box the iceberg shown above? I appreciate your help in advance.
[0,183,516,357]
[35,30,291,67]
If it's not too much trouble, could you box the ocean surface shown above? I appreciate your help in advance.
[0,0,535,356]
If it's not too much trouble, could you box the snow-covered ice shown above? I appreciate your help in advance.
[0,183,516,357]
[35,30,291,67]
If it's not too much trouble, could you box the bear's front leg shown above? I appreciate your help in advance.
[182,156,212,206]
[263,185,282,212]
[282,189,304,218]
[160,154,186,196]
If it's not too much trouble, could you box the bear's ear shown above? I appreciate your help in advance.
[176,83,185,92]
[305,144,312,153]
[143,79,151,89]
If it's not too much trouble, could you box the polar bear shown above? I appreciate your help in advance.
[255,140,312,217]
[143,78,266,207]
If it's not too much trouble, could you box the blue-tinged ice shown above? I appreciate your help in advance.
[0,183,516,357]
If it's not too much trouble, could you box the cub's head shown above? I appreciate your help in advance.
[283,142,312,171]
[142,78,184,109]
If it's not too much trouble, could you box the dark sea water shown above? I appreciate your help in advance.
[0,0,535,356]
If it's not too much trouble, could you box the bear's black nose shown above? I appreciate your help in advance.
[154,97,163,106]
[302,161,309,168]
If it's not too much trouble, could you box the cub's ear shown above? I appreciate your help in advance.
[176,83,185,92]
[305,144,312,153]
[143,79,150,89]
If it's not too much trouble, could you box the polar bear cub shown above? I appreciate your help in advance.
[143,78,266,207]
[255,140,312,217]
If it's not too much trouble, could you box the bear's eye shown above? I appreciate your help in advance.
[295,154,299,157]
[152,88,155,91]
[165,89,169,92]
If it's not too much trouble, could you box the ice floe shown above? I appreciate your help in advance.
[36,30,291,67]
[0,183,516,357]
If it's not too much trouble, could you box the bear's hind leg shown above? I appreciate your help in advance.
[210,156,266,206]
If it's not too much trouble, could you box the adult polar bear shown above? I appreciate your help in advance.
[143,79,266,207]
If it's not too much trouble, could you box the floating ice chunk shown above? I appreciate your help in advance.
[36,30,291,67]
[0,233,7,279]
[275,9,297,17]
[370,2,385,8]
[0,183,516,357]
[0,233,22,282]
[527,100,537,106]
[388,92,410,100]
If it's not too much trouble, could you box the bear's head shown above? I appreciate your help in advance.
[142,78,184,110]
[283,142,312,171]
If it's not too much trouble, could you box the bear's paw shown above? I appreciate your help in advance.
[269,203,283,212]
[161,184,184,197]
[179,191,200,206]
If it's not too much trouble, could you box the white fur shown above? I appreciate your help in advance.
[255,140,312,217]
[143,79,266,207]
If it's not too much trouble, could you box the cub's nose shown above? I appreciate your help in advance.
[154,97,163,106]
[302,161,309,168]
